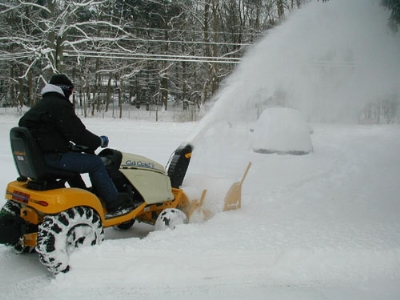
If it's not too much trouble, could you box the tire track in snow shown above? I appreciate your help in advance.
[0,274,53,298]
[0,247,52,298]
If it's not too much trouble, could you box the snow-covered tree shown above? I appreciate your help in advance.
[0,0,306,118]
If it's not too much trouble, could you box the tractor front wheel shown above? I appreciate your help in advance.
[36,206,104,274]
[114,218,135,231]
[155,208,188,231]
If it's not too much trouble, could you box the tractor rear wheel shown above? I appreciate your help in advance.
[36,206,104,274]
[1,200,21,215]
[155,208,188,230]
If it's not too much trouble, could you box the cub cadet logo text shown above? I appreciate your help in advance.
[123,160,155,170]
[13,151,25,161]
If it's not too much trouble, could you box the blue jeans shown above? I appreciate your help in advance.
[44,152,118,204]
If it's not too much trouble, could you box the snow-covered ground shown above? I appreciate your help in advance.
[1,115,400,299]
[1,0,400,298]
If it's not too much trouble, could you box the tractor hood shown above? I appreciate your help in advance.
[119,152,174,204]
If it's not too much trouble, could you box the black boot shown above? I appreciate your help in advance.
[123,184,143,206]
[105,193,135,217]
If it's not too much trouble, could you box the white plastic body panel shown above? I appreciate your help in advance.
[120,152,174,204]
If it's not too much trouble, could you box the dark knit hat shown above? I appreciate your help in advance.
[49,74,74,99]
[50,74,74,90]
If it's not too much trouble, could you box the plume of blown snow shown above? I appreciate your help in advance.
[187,0,400,148]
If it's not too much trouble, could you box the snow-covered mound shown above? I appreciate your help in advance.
[252,107,313,154]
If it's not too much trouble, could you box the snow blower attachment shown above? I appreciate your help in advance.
[1,128,250,274]
[223,162,252,211]
[166,143,251,220]
[184,162,252,221]
[167,143,193,188]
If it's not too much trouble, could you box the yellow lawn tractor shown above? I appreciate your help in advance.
[0,127,249,274]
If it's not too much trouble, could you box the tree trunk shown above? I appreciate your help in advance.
[106,74,112,112]
[211,0,219,95]
[119,78,123,119]
[277,0,285,19]
[17,65,24,108]
[28,69,34,107]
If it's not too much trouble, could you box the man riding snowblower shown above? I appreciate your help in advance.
[0,73,249,274]
[0,73,196,273]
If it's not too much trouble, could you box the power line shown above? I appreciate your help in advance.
[64,50,241,64]
[67,34,254,47]
[0,49,242,64]
[122,24,264,38]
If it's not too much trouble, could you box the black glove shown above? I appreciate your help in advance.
[100,136,109,148]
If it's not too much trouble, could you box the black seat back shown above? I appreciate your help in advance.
[10,127,78,189]
[10,127,45,180]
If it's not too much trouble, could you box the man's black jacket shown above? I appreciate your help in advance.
[19,84,101,153]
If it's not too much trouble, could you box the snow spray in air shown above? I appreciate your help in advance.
[186,0,400,149]
[181,0,400,204]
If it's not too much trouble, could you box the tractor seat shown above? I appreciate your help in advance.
[10,127,80,191]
